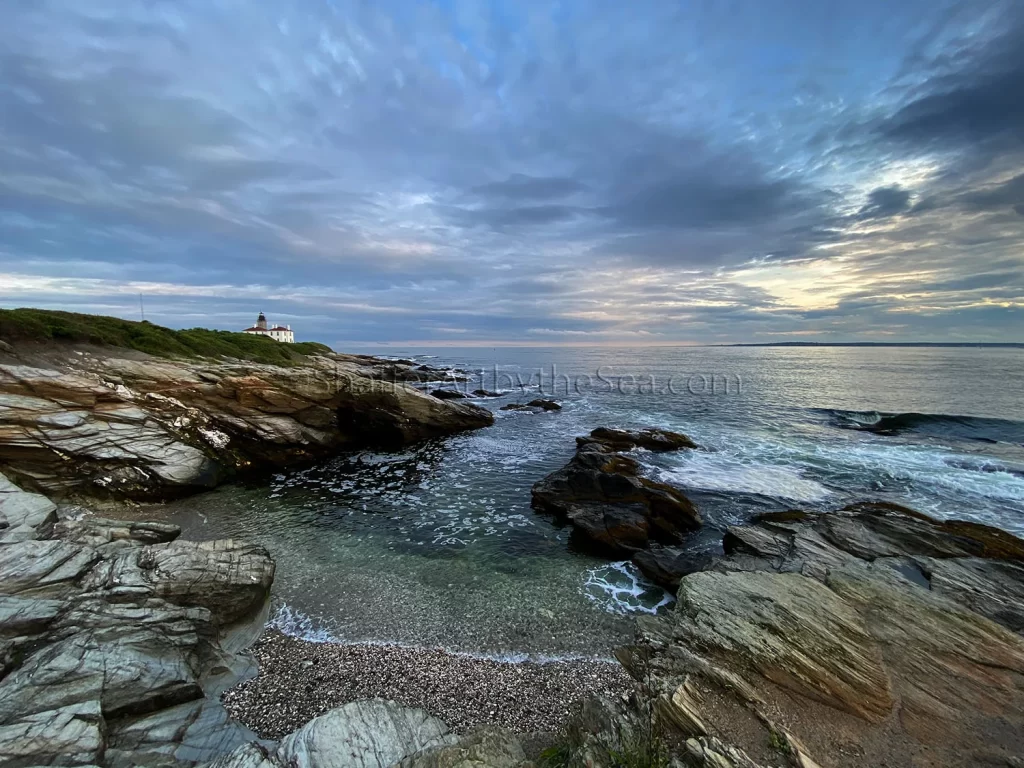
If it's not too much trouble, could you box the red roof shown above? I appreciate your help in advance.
[269,326,291,331]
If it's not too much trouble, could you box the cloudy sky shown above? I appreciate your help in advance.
[1,0,1022,346]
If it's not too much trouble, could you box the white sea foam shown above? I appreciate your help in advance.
[812,441,1024,505]
[267,603,340,643]
[658,455,833,503]
[583,561,675,615]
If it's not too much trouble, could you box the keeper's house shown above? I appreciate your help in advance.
[242,312,294,343]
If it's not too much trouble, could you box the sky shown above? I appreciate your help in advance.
[1,0,1022,347]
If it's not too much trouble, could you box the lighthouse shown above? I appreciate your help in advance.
[242,311,295,343]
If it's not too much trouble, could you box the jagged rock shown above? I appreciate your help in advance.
[655,680,710,738]
[52,517,181,548]
[532,431,700,556]
[0,595,63,637]
[0,540,100,597]
[276,700,456,768]
[633,503,1024,767]
[78,539,274,626]
[0,701,105,768]
[683,737,767,768]
[108,696,265,767]
[0,598,207,723]
[470,389,501,398]
[371,364,468,383]
[0,501,276,768]
[0,472,57,542]
[0,352,492,501]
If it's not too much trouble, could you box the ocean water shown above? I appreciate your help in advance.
[136,346,1024,658]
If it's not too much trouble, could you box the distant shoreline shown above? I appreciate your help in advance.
[718,341,1024,348]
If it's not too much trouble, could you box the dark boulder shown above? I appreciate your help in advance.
[586,427,698,452]
[471,389,501,398]
[532,431,700,557]
[632,546,714,590]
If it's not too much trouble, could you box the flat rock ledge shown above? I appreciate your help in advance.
[0,471,275,768]
[0,347,492,501]
[531,428,701,567]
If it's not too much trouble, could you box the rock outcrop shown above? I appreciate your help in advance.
[0,347,493,500]
[619,502,1024,768]
[0,471,275,768]
[202,701,529,768]
[532,428,701,557]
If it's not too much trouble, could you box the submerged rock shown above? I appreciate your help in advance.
[532,428,701,557]
[470,389,501,398]
[0,349,492,501]
[626,502,1024,767]
[500,399,561,412]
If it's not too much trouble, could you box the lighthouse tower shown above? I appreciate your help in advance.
[242,311,295,343]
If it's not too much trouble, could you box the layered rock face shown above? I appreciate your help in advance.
[0,472,275,767]
[624,502,1024,768]
[0,346,492,500]
[531,428,701,559]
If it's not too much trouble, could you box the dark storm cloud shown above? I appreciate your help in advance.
[858,186,912,219]
[878,19,1024,153]
[960,173,1024,215]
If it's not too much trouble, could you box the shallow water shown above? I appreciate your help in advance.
[134,345,1024,657]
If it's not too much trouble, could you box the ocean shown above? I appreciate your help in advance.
[134,345,1024,659]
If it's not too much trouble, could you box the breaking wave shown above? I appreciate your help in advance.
[824,409,1024,443]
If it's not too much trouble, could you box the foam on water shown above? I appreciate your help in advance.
[658,457,832,503]
[268,603,339,643]
[583,562,675,615]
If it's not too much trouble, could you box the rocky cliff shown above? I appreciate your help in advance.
[0,342,493,500]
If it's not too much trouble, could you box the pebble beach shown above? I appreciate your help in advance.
[223,631,634,738]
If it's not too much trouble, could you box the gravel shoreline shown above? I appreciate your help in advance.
[223,631,633,738]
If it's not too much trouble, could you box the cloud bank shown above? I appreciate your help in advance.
[1,0,1021,345]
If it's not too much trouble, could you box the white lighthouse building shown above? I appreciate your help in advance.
[242,312,294,343]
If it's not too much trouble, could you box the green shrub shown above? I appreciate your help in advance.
[538,744,573,768]
[0,308,332,365]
